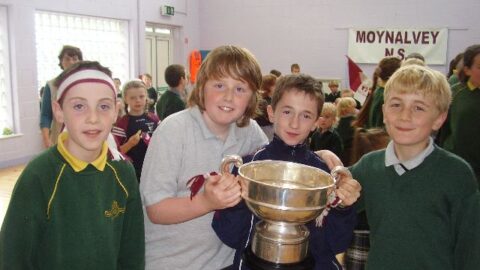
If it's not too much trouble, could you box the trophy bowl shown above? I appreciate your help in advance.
[221,155,344,265]
[237,159,335,223]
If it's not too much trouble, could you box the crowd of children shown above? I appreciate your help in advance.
[1,43,479,270]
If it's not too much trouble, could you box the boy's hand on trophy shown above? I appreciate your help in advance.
[204,173,242,210]
[335,176,361,207]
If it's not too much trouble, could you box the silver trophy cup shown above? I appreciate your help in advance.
[221,155,348,264]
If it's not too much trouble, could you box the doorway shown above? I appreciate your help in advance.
[145,24,174,94]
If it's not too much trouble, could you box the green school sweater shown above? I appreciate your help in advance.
[442,81,480,182]
[155,89,185,120]
[0,146,145,270]
[351,147,480,270]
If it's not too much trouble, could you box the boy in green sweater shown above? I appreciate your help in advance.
[351,65,480,270]
[0,61,145,270]
[439,44,480,182]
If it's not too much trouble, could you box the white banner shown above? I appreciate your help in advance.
[348,28,448,65]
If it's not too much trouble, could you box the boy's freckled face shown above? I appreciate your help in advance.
[202,76,253,132]
[54,82,118,161]
[268,90,318,146]
[383,91,446,152]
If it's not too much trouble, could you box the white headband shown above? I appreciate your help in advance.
[57,69,116,101]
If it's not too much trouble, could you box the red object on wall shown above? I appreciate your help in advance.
[189,50,202,84]
[347,56,363,91]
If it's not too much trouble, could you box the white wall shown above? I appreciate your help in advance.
[198,0,480,87]
[0,0,198,168]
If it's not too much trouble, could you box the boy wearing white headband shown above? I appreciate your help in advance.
[0,61,145,269]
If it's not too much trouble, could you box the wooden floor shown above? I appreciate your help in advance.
[0,164,25,226]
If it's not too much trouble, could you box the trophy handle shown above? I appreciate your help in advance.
[328,166,352,208]
[220,155,243,174]
[316,165,353,226]
[330,166,352,182]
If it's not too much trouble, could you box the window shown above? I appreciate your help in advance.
[145,25,171,35]
[35,11,130,93]
[0,6,13,136]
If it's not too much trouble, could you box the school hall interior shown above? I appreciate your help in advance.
[0,0,479,264]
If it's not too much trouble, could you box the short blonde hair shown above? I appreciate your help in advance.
[328,80,339,87]
[321,102,337,117]
[336,97,356,117]
[187,45,262,127]
[384,65,451,113]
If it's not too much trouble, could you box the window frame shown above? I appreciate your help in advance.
[0,5,15,137]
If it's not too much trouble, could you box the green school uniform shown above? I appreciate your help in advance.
[0,133,145,270]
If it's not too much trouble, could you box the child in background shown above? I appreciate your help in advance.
[139,45,269,270]
[213,74,361,270]
[0,61,145,269]
[40,45,83,148]
[439,44,480,182]
[254,74,277,141]
[340,88,362,110]
[351,65,480,270]
[112,79,159,180]
[155,64,187,120]
[291,63,301,74]
[113,78,126,119]
[309,102,343,157]
[325,80,341,103]
[446,52,464,86]
[141,73,158,113]
[335,97,357,166]
[353,56,401,129]
[113,77,122,96]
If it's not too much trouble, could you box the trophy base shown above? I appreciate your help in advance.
[252,221,310,263]
[243,246,314,270]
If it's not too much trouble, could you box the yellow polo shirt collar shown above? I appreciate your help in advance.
[467,80,479,91]
[57,132,108,172]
